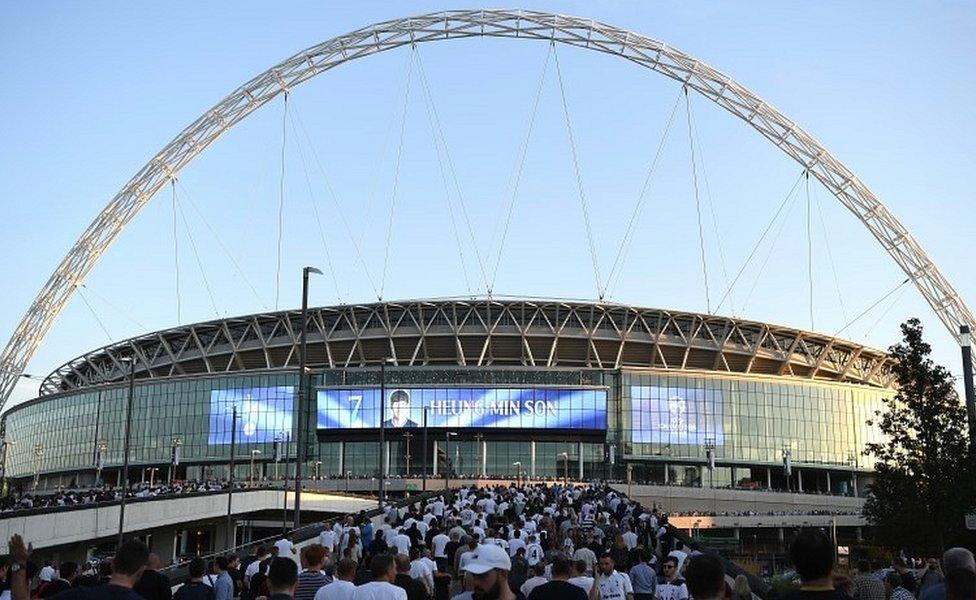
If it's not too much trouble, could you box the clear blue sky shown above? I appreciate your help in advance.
[1,1,974,408]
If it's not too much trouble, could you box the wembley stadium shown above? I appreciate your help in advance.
[3,298,892,497]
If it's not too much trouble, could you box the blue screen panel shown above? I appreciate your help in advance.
[209,386,294,445]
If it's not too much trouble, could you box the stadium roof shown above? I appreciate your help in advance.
[39,298,896,395]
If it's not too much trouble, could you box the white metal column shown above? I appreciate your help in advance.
[433,441,439,475]
[481,441,487,477]
[530,441,536,478]
[339,442,345,474]
[577,441,584,480]
[385,442,391,476]
[826,471,831,493]
[798,468,803,492]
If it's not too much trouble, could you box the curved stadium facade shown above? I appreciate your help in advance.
[2,299,892,495]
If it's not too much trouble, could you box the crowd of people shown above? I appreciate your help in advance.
[666,510,860,518]
[0,482,973,600]
[0,481,244,513]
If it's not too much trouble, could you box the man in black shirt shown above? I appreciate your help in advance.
[683,555,725,600]
[783,531,852,600]
[528,556,587,600]
[174,559,214,600]
[133,555,172,600]
[267,558,299,600]
[892,558,917,595]
[393,554,427,600]
[54,539,150,600]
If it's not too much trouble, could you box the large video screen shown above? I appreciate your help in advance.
[630,386,724,445]
[208,386,294,445]
[317,387,607,431]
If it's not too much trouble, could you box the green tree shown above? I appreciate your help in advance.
[863,318,976,552]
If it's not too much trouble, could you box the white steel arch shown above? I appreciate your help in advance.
[1,9,972,410]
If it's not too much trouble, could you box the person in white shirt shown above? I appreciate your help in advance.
[352,555,407,600]
[520,563,548,598]
[621,527,638,551]
[392,530,412,556]
[508,530,526,557]
[275,537,297,558]
[569,559,595,594]
[315,558,358,600]
[409,548,435,594]
[432,529,451,560]
[38,563,56,583]
[590,554,634,600]
[319,528,338,553]
[525,535,544,566]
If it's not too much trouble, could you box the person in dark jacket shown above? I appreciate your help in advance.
[393,555,427,600]
[174,559,214,600]
[133,554,172,600]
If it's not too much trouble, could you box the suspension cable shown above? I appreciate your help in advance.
[688,94,733,315]
[713,170,805,314]
[415,50,473,296]
[553,43,603,299]
[79,284,147,330]
[288,110,343,304]
[813,180,848,322]
[489,43,553,293]
[76,286,114,343]
[175,180,268,309]
[174,194,221,318]
[832,278,910,339]
[275,92,289,310]
[806,170,814,330]
[379,48,415,302]
[740,185,803,312]
[171,178,181,325]
[289,98,381,299]
[863,283,910,339]
[604,87,683,300]
[414,50,491,295]
[685,87,710,313]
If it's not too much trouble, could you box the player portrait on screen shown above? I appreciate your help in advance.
[383,389,418,428]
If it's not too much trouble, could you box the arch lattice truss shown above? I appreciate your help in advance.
[1,9,972,410]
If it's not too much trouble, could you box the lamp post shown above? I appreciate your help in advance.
[422,407,428,491]
[226,404,239,548]
[403,432,413,476]
[378,356,395,507]
[31,444,44,492]
[444,432,457,489]
[961,325,976,453]
[559,452,569,486]
[704,437,716,489]
[117,356,136,549]
[847,451,857,497]
[512,461,522,487]
[295,265,322,530]
[475,433,484,479]
[250,450,262,487]
[169,437,182,484]
[782,447,792,492]
[1,440,15,496]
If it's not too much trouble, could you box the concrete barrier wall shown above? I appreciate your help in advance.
[0,490,376,550]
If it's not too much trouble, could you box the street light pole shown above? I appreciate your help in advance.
[295,266,321,530]
[422,407,428,491]
[117,356,136,549]
[226,404,238,548]
[961,325,976,453]
[250,450,262,487]
[403,432,413,476]
[379,359,386,508]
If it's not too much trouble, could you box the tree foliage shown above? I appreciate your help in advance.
[863,318,976,552]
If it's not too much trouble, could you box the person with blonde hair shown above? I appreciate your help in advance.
[731,574,752,600]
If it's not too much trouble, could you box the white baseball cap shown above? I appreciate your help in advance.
[466,544,512,574]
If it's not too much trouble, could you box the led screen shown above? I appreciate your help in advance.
[317,387,607,431]
[630,385,724,445]
[208,386,294,445]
